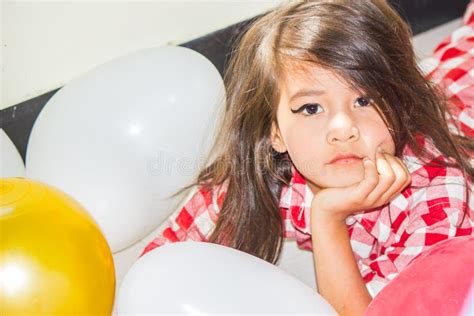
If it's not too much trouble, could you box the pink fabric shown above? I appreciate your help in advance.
[365,236,474,316]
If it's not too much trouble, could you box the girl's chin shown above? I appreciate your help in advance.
[307,175,364,192]
[299,166,365,192]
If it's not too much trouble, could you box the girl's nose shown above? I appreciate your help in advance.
[326,112,360,144]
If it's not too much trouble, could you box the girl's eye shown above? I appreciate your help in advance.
[290,103,323,116]
[355,96,372,107]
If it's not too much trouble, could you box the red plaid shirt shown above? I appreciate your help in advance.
[142,3,474,297]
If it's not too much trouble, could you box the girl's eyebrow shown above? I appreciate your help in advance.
[289,89,326,102]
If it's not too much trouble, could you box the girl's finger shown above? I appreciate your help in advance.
[365,149,396,205]
[375,149,392,176]
[396,156,410,174]
[393,156,412,187]
[353,157,379,203]
[379,153,409,202]
[378,155,412,204]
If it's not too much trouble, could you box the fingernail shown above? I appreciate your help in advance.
[377,146,384,153]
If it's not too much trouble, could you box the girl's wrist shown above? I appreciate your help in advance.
[310,207,348,231]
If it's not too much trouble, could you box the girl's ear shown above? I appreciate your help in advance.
[271,122,287,153]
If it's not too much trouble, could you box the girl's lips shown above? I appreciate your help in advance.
[328,153,363,164]
[329,157,363,165]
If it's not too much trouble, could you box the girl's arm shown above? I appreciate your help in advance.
[311,217,372,315]
[141,184,224,257]
[309,149,412,315]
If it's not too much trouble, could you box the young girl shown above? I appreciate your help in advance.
[142,0,474,314]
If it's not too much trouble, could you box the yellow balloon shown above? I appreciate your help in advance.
[0,178,115,315]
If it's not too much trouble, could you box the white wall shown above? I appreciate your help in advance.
[1,0,283,110]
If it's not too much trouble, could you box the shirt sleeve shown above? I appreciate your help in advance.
[140,183,225,257]
[359,166,473,297]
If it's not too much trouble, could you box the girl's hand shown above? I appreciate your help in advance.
[311,147,412,225]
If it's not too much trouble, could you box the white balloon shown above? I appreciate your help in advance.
[25,46,225,252]
[116,242,336,315]
[0,129,25,178]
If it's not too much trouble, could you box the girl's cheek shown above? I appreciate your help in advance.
[284,127,319,166]
[379,124,396,151]
[286,123,315,147]
[382,139,396,155]
[360,122,395,159]
[372,131,396,158]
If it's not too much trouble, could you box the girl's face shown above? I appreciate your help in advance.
[271,63,395,194]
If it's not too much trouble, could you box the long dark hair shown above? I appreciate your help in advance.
[174,0,473,264]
